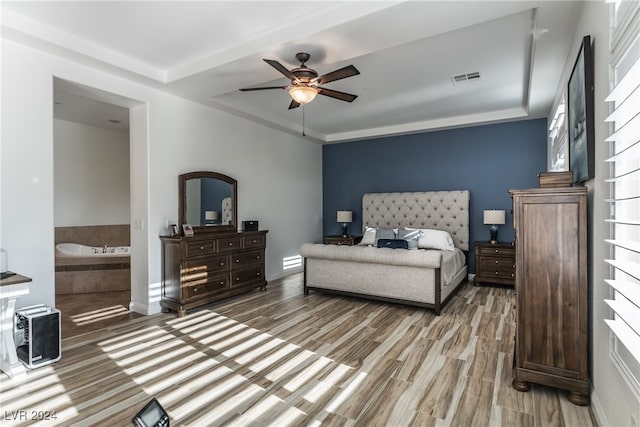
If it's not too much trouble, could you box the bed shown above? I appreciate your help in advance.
[299,190,470,314]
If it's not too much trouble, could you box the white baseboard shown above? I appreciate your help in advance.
[129,301,161,315]
[589,389,608,427]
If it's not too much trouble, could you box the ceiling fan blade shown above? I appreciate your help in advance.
[317,87,358,103]
[264,59,296,81]
[239,86,288,92]
[314,65,360,85]
[288,99,300,110]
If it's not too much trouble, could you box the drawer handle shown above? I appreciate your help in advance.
[236,259,240,263]
[200,246,205,250]
[236,277,240,281]
[256,272,261,276]
[495,260,499,264]
[495,249,499,253]
[228,242,234,246]
[220,262,225,266]
[256,256,261,259]
[193,287,198,292]
[495,271,499,275]
[219,281,224,285]
[252,239,257,243]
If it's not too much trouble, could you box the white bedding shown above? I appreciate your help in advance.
[441,248,466,285]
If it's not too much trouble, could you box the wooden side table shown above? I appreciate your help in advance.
[324,235,361,246]
[0,273,31,378]
[474,242,515,286]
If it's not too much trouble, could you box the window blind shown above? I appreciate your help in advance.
[603,49,640,365]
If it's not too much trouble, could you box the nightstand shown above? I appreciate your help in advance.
[324,235,361,246]
[474,241,515,286]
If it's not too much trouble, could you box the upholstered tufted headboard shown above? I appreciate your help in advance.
[362,191,470,251]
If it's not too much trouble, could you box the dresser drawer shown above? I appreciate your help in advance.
[218,237,243,252]
[185,274,228,301]
[244,234,266,248]
[478,267,515,280]
[185,241,216,258]
[231,250,264,269]
[477,246,515,257]
[478,256,515,270]
[183,255,228,277]
[231,267,264,286]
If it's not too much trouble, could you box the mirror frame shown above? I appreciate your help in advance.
[179,171,238,234]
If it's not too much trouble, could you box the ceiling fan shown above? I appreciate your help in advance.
[239,52,360,110]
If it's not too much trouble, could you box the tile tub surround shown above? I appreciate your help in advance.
[55,264,130,294]
[55,224,130,247]
[55,225,130,294]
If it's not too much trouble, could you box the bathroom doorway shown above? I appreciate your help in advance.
[53,78,140,338]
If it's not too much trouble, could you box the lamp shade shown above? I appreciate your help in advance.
[483,209,505,225]
[337,210,353,223]
[289,86,318,104]
[205,210,218,221]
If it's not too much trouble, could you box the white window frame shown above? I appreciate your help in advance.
[604,0,640,397]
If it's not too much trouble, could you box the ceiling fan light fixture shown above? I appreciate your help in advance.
[289,86,318,104]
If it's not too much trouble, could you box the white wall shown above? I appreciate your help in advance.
[548,2,640,426]
[53,119,130,227]
[1,39,322,313]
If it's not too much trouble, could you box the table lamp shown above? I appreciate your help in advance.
[337,210,353,237]
[483,209,505,244]
[205,210,218,225]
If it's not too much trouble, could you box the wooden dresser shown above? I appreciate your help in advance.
[473,242,515,286]
[509,187,588,405]
[160,230,267,317]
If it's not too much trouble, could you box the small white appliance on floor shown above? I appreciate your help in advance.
[14,304,61,368]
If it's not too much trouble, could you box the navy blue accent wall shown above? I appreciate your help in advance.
[322,118,547,273]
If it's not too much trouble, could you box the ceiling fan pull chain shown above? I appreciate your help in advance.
[302,105,306,136]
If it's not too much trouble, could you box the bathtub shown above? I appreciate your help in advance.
[56,243,131,257]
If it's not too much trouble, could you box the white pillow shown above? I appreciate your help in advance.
[406,227,456,251]
[359,227,377,245]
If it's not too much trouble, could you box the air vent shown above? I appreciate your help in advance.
[451,72,481,85]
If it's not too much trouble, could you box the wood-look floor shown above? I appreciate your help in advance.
[56,291,143,339]
[1,273,595,426]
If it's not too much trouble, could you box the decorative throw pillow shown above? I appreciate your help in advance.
[406,228,456,251]
[397,229,420,249]
[359,227,377,245]
[376,239,409,249]
[374,228,396,245]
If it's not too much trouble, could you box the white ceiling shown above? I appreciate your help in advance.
[1,1,583,143]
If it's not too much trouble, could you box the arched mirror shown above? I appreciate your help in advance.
[179,171,237,233]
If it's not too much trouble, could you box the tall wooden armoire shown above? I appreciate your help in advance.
[509,187,589,406]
